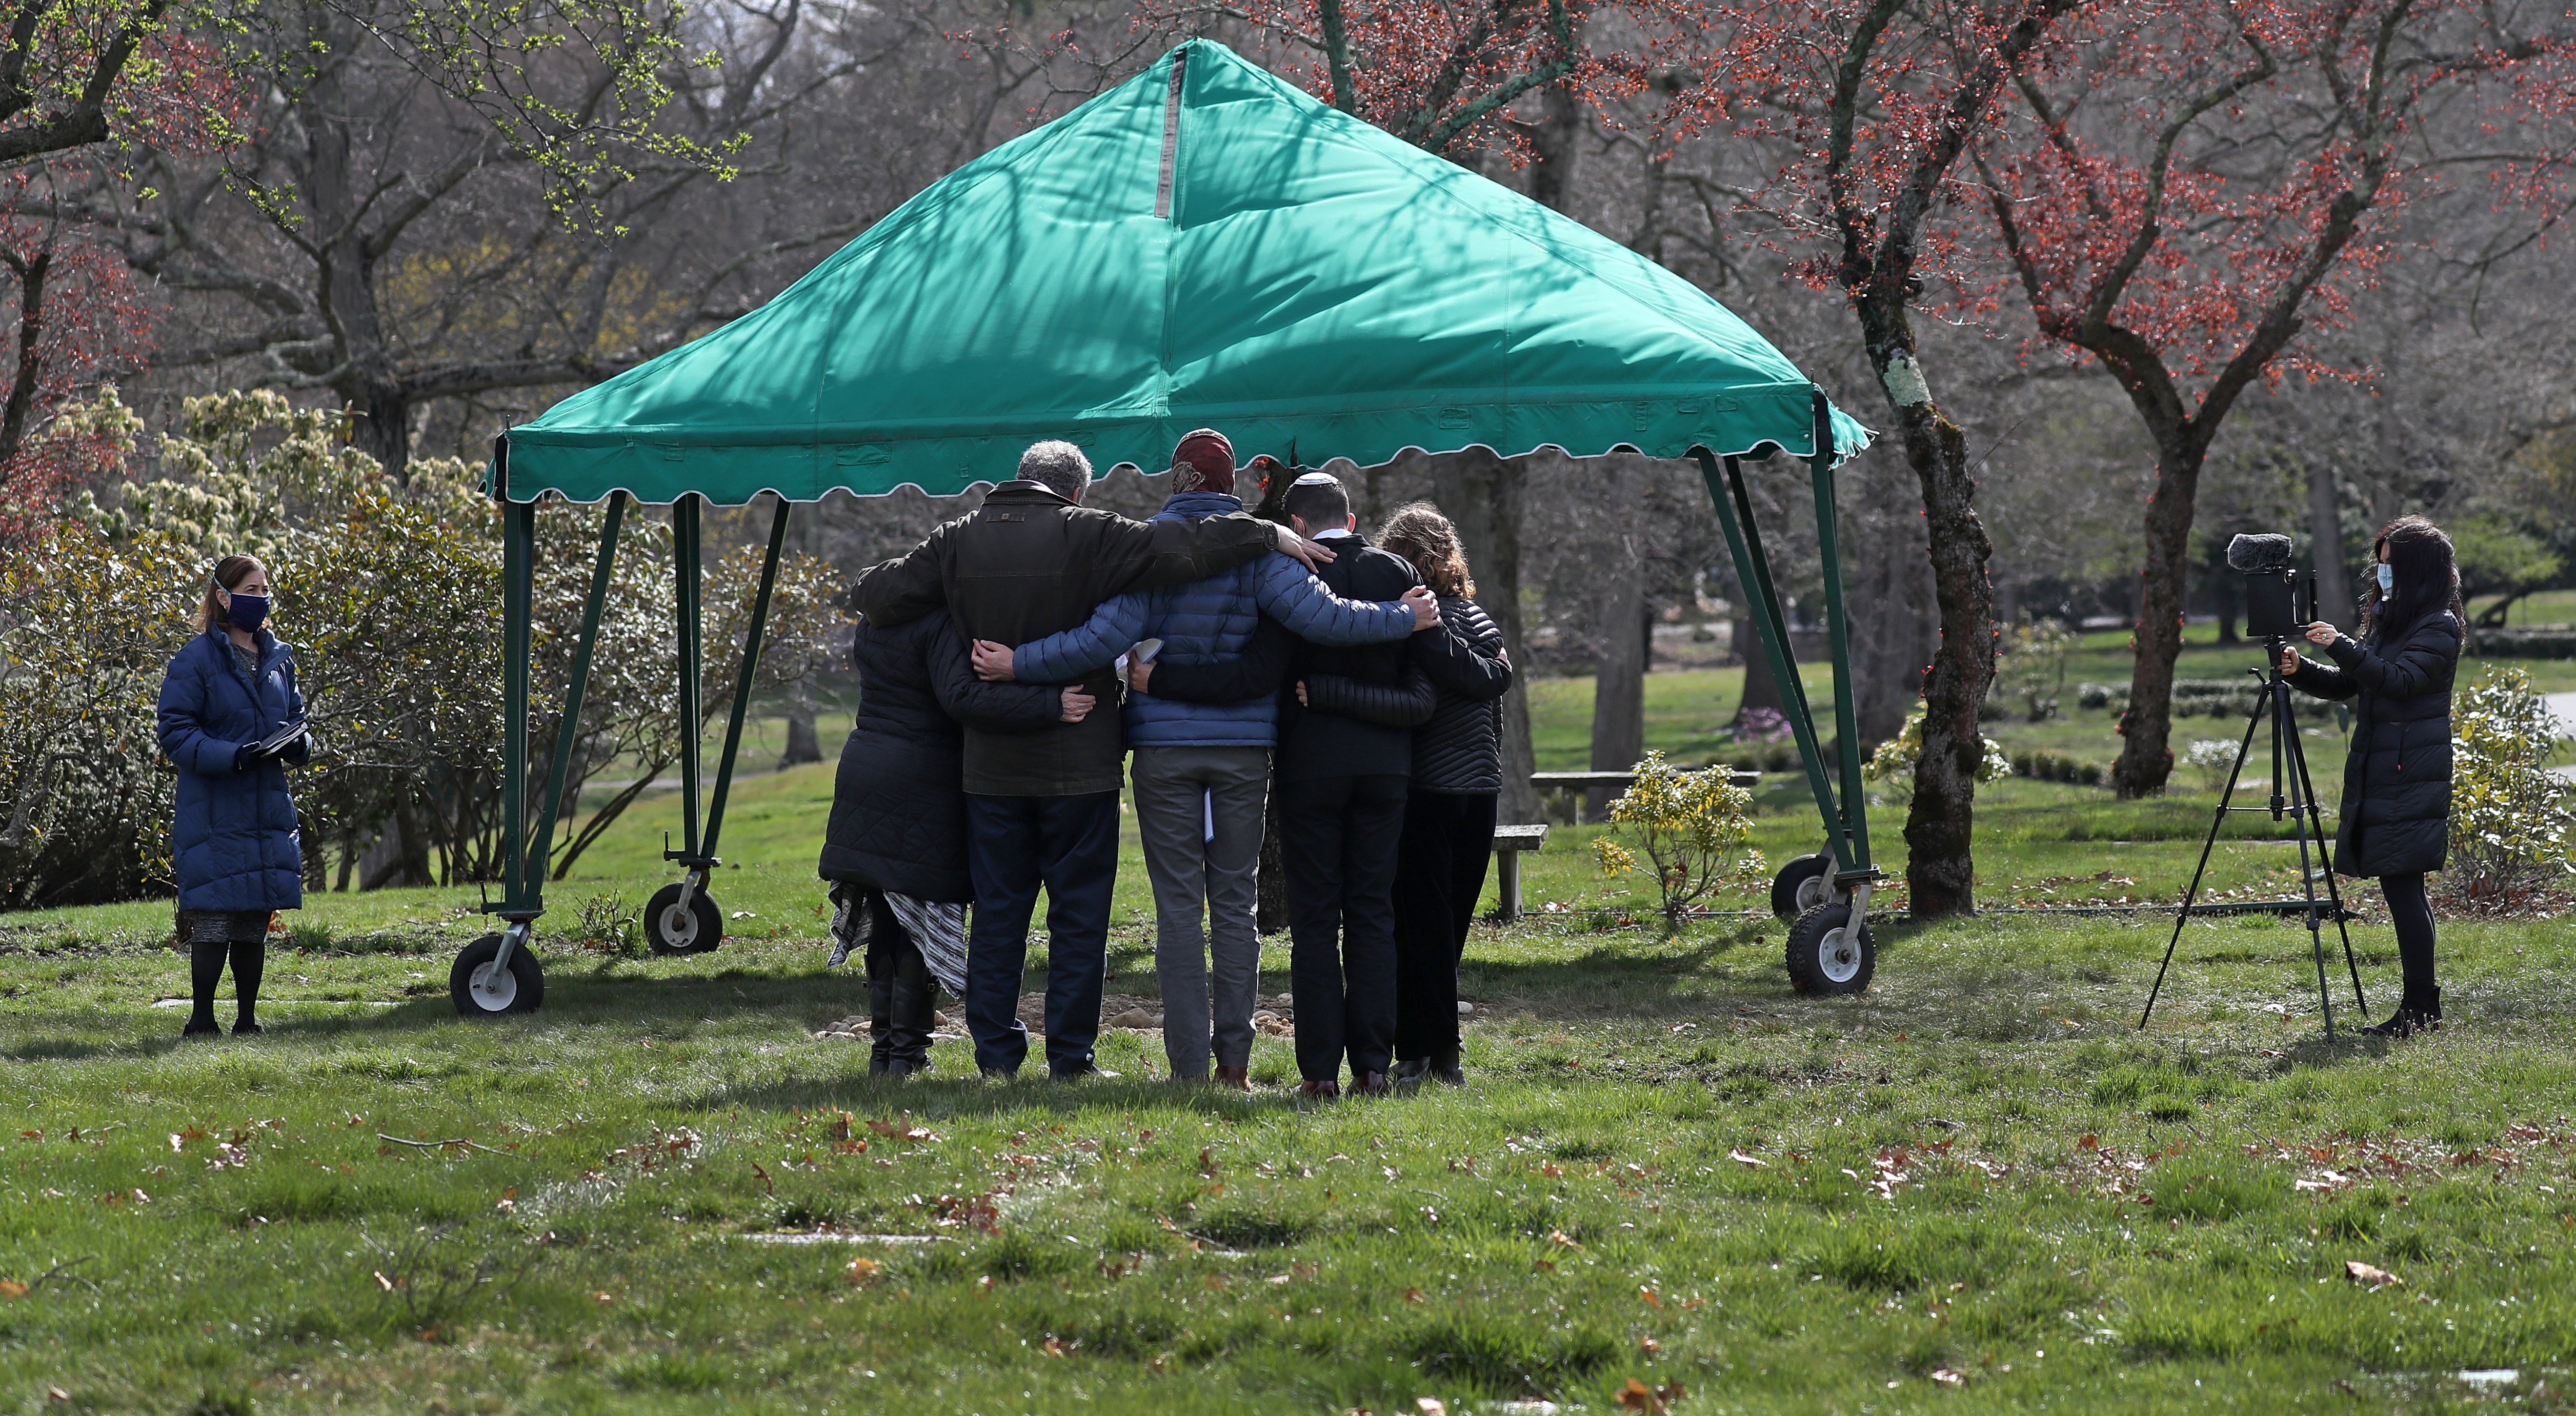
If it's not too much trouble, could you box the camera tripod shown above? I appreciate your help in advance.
[2138,640,2368,1039]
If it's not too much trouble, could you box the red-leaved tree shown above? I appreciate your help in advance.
[0,11,243,537]
[1978,0,2575,796]
[1675,0,2087,916]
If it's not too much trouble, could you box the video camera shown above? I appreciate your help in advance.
[2226,533,2313,641]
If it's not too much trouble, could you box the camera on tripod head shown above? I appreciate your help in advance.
[2226,533,2312,641]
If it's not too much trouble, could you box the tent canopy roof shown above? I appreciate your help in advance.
[502,40,1872,505]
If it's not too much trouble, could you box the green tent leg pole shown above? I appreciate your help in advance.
[1805,390,1871,878]
[669,495,704,864]
[701,498,791,864]
[1692,447,1848,874]
[524,491,627,904]
[499,493,536,917]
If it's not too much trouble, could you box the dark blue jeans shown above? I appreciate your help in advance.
[964,790,1121,1076]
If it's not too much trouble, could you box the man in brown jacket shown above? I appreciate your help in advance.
[850,439,1331,1079]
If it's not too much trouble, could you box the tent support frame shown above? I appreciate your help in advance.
[477,446,793,999]
[1687,389,1877,917]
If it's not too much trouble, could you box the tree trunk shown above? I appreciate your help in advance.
[1732,613,1783,722]
[0,247,49,471]
[2307,462,2352,629]
[781,685,822,768]
[1587,456,1647,816]
[1895,400,1998,918]
[2112,440,2204,798]
[2214,566,2239,645]
[1433,448,1538,823]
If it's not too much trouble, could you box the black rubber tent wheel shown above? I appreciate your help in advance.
[451,933,545,1017]
[1770,853,1834,921]
[1784,904,1874,996]
[645,882,724,955]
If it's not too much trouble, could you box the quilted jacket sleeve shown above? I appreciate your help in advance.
[1412,600,1512,703]
[2325,614,2461,699]
[2283,653,2357,702]
[1248,554,1416,646]
[1299,662,1438,728]
[157,644,246,777]
[927,625,1065,733]
[1146,614,1294,705]
[1012,592,1150,685]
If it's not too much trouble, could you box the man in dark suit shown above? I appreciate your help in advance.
[1271,472,1438,1098]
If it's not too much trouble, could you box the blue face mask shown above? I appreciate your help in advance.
[2375,563,2395,595]
[226,591,271,632]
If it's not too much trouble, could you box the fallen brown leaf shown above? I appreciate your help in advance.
[2346,1260,2402,1289]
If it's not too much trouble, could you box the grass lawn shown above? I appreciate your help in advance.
[5,647,2575,1412]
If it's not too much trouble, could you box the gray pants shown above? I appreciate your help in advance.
[1130,745,1270,1077]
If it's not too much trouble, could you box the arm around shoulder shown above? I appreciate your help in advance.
[928,626,1062,731]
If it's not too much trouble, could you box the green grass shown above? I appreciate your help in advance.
[7,653,2576,1411]
[6,893,2575,1412]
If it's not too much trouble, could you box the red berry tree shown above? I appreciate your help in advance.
[1975,0,2574,796]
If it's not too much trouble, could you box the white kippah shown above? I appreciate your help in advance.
[1291,470,1340,487]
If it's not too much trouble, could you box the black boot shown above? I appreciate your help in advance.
[230,940,266,1035]
[865,956,895,1075]
[184,940,226,1037]
[885,946,937,1078]
[2361,987,2442,1039]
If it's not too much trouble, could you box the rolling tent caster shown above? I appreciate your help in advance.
[646,878,724,955]
[452,926,545,1017]
[1784,903,1873,996]
[1770,853,1835,921]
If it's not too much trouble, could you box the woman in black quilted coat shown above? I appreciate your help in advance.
[2282,515,2464,1038]
[819,609,1087,1074]
[1306,503,1515,1088]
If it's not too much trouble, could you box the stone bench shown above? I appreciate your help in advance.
[1490,823,1550,921]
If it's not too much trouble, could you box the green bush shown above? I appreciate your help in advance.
[2010,748,2107,787]
[2447,664,2576,903]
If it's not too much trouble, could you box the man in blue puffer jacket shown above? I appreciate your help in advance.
[973,429,1436,1087]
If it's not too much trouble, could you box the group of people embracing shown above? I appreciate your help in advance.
[817,430,1514,1096]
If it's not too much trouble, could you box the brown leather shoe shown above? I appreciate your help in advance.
[1297,1078,1340,1101]
[1214,1065,1252,1092]
[1349,1070,1391,1096]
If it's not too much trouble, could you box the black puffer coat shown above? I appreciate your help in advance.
[818,609,1061,902]
[1409,595,1514,793]
[2284,610,2462,877]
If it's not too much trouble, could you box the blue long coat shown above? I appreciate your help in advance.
[157,629,310,911]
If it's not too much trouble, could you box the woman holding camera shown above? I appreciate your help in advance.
[2281,515,2464,1039]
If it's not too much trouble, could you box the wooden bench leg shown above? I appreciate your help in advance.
[1497,849,1523,922]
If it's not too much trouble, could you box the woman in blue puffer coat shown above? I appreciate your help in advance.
[157,555,311,1037]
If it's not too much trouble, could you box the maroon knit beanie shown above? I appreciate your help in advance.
[1173,428,1236,493]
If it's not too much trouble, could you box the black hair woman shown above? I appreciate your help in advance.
[2280,516,2465,1038]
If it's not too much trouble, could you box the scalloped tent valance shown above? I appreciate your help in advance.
[498,39,1872,506]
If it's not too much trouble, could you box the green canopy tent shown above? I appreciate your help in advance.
[459,38,1882,1016]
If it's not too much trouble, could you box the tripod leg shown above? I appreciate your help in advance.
[2284,710,2368,1014]
[2140,699,2268,1030]
[2276,679,2335,1040]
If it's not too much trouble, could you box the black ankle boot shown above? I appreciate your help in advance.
[885,947,936,1077]
[2361,987,2442,1039]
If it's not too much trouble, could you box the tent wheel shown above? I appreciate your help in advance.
[1770,853,1835,920]
[1784,904,1873,996]
[646,883,724,955]
[452,933,545,1017]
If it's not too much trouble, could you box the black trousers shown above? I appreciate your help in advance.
[1277,773,1409,1081]
[1390,789,1497,1064]
[2379,872,2437,999]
